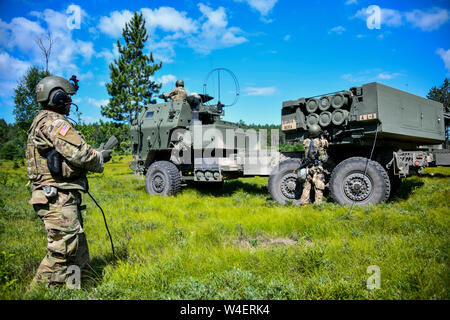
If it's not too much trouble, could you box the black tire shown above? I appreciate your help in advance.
[268,159,303,205]
[145,161,181,196]
[329,157,391,206]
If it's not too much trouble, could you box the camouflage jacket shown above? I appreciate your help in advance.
[303,136,329,163]
[164,87,188,101]
[26,110,104,201]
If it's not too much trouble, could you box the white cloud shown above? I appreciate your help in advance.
[141,7,198,34]
[0,5,98,100]
[97,5,248,58]
[380,8,404,27]
[0,51,30,80]
[87,97,109,108]
[234,0,278,17]
[97,49,114,63]
[0,51,31,100]
[405,7,449,31]
[146,37,177,63]
[97,10,133,38]
[436,48,450,71]
[0,81,17,98]
[283,34,290,41]
[76,40,95,62]
[329,26,346,35]
[355,6,449,31]
[376,31,391,40]
[341,69,404,83]
[78,71,94,80]
[99,8,198,39]
[243,86,277,96]
[157,74,177,85]
[0,6,96,76]
[376,72,402,80]
[345,0,357,5]
[0,17,45,53]
[355,7,403,27]
[97,43,119,64]
[187,4,248,54]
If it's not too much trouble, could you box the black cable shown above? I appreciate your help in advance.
[70,102,79,112]
[341,123,380,219]
[87,191,116,266]
[67,103,80,126]
[67,117,78,126]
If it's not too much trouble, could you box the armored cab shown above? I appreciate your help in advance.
[270,82,448,206]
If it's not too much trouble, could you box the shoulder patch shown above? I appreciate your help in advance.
[58,122,71,136]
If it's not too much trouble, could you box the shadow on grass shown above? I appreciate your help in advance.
[391,178,424,200]
[188,180,268,197]
[86,246,129,286]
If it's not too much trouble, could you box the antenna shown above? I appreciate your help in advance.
[203,68,240,108]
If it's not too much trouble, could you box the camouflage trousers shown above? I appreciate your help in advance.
[300,166,326,205]
[31,190,90,287]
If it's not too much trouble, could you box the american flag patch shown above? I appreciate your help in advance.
[58,122,71,136]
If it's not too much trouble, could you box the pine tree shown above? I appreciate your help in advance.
[427,78,449,140]
[427,78,449,112]
[102,11,162,124]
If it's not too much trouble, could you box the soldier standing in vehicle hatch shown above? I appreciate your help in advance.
[162,79,188,101]
[299,124,329,205]
[26,75,112,288]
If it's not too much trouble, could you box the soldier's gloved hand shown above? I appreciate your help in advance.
[101,149,112,163]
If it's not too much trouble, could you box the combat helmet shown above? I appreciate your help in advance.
[308,124,322,138]
[36,76,77,107]
[176,79,184,87]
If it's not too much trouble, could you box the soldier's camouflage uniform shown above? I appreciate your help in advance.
[300,136,329,205]
[164,87,188,101]
[26,109,104,286]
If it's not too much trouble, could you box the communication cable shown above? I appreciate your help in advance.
[87,191,116,266]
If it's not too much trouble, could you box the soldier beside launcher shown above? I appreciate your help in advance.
[299,124,329,205]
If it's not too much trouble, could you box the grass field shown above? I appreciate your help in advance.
[0,156,449,300]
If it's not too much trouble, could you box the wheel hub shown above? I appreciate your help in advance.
[152,173,166,193]
[343,173,372,201]
[280,173,300,200]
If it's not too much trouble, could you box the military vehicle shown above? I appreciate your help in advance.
[270,82,450,205]
[129,80,449,206]
[129,91,283,196]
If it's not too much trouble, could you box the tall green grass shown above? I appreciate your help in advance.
[0,156,448,299]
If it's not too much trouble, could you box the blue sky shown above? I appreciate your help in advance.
[0,0,449,125]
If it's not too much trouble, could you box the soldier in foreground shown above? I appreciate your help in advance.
[161,79,188,101]
[26,76,112,288]
[299,124,329,205]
